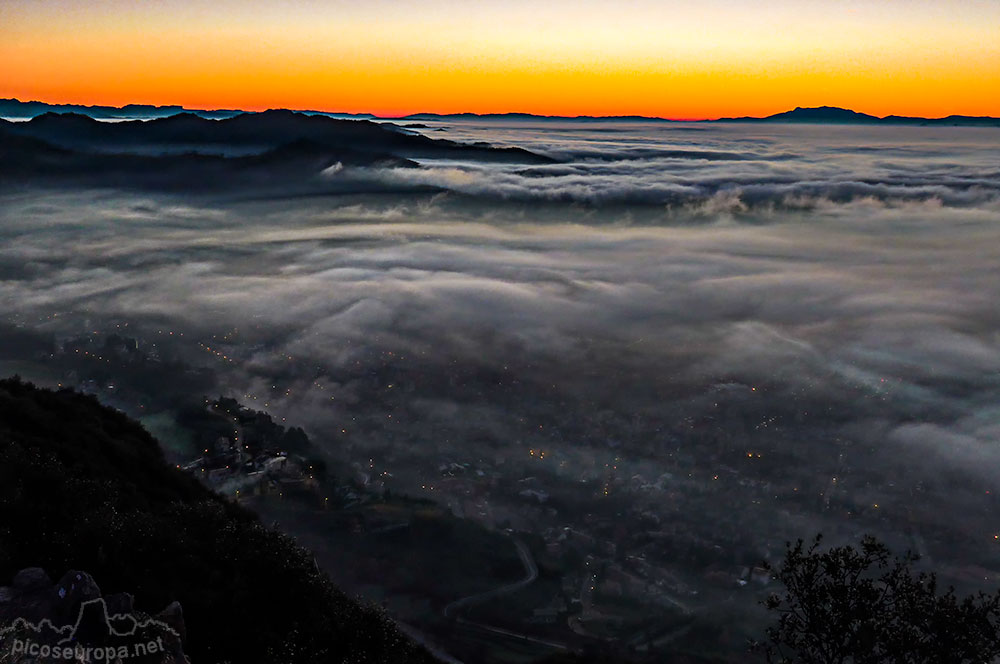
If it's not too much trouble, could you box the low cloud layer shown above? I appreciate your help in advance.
[3,122,1000,583]
[354,122,1000,209]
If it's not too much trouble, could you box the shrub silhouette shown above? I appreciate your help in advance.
[754,534,1000,664]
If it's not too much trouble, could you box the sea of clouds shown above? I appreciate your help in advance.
[2,122,999,568]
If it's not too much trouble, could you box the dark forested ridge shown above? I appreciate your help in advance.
[0,110,551,192]
[0,376,436,664]
[0,110,551,161]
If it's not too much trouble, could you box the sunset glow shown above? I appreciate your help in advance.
[2,0,999,117]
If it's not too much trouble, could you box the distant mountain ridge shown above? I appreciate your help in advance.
[714,106,880,123]
[402,112,666,123]
[711,106,1000,126]
[0,109,551,193]
[3,98,996,126]
[0,109,549,162]
[0,98,372,121]
[0,98,243,120]
[407,106,1000,126]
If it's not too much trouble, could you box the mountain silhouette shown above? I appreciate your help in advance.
[728,105,880,123]
[0,131,430,193]
[0,110,552,162]
[0,108,553,193]
[712,106,1000,126]
[403,106,999,126]
[4,98,997,126]
[0,98,241,120]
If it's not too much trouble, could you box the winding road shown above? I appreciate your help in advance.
[443,536,538,617]
[442,535,570,651]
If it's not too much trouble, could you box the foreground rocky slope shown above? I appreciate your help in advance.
[0,377,435,664]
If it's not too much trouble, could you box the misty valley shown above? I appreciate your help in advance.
[2,110,999,663]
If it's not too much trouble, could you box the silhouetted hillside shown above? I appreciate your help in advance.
[4,98,997,126]
[713,106,1000,126]
[877,113,1000,126]
[0,377,436,664]
[0,129,426,192]
[403,107,1000,126]
[0,110,552,162]
[0,109,551,193]
[715,106,880,123]
[0,98,242,120]
[401,112,662,122]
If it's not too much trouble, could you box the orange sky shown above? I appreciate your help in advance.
[2,0,998,118]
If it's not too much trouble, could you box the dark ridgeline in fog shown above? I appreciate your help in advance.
[1,111,999,654]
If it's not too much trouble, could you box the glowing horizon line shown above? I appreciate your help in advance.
[4,95,998,123]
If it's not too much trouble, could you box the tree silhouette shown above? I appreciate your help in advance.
[753,535,1000,663]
